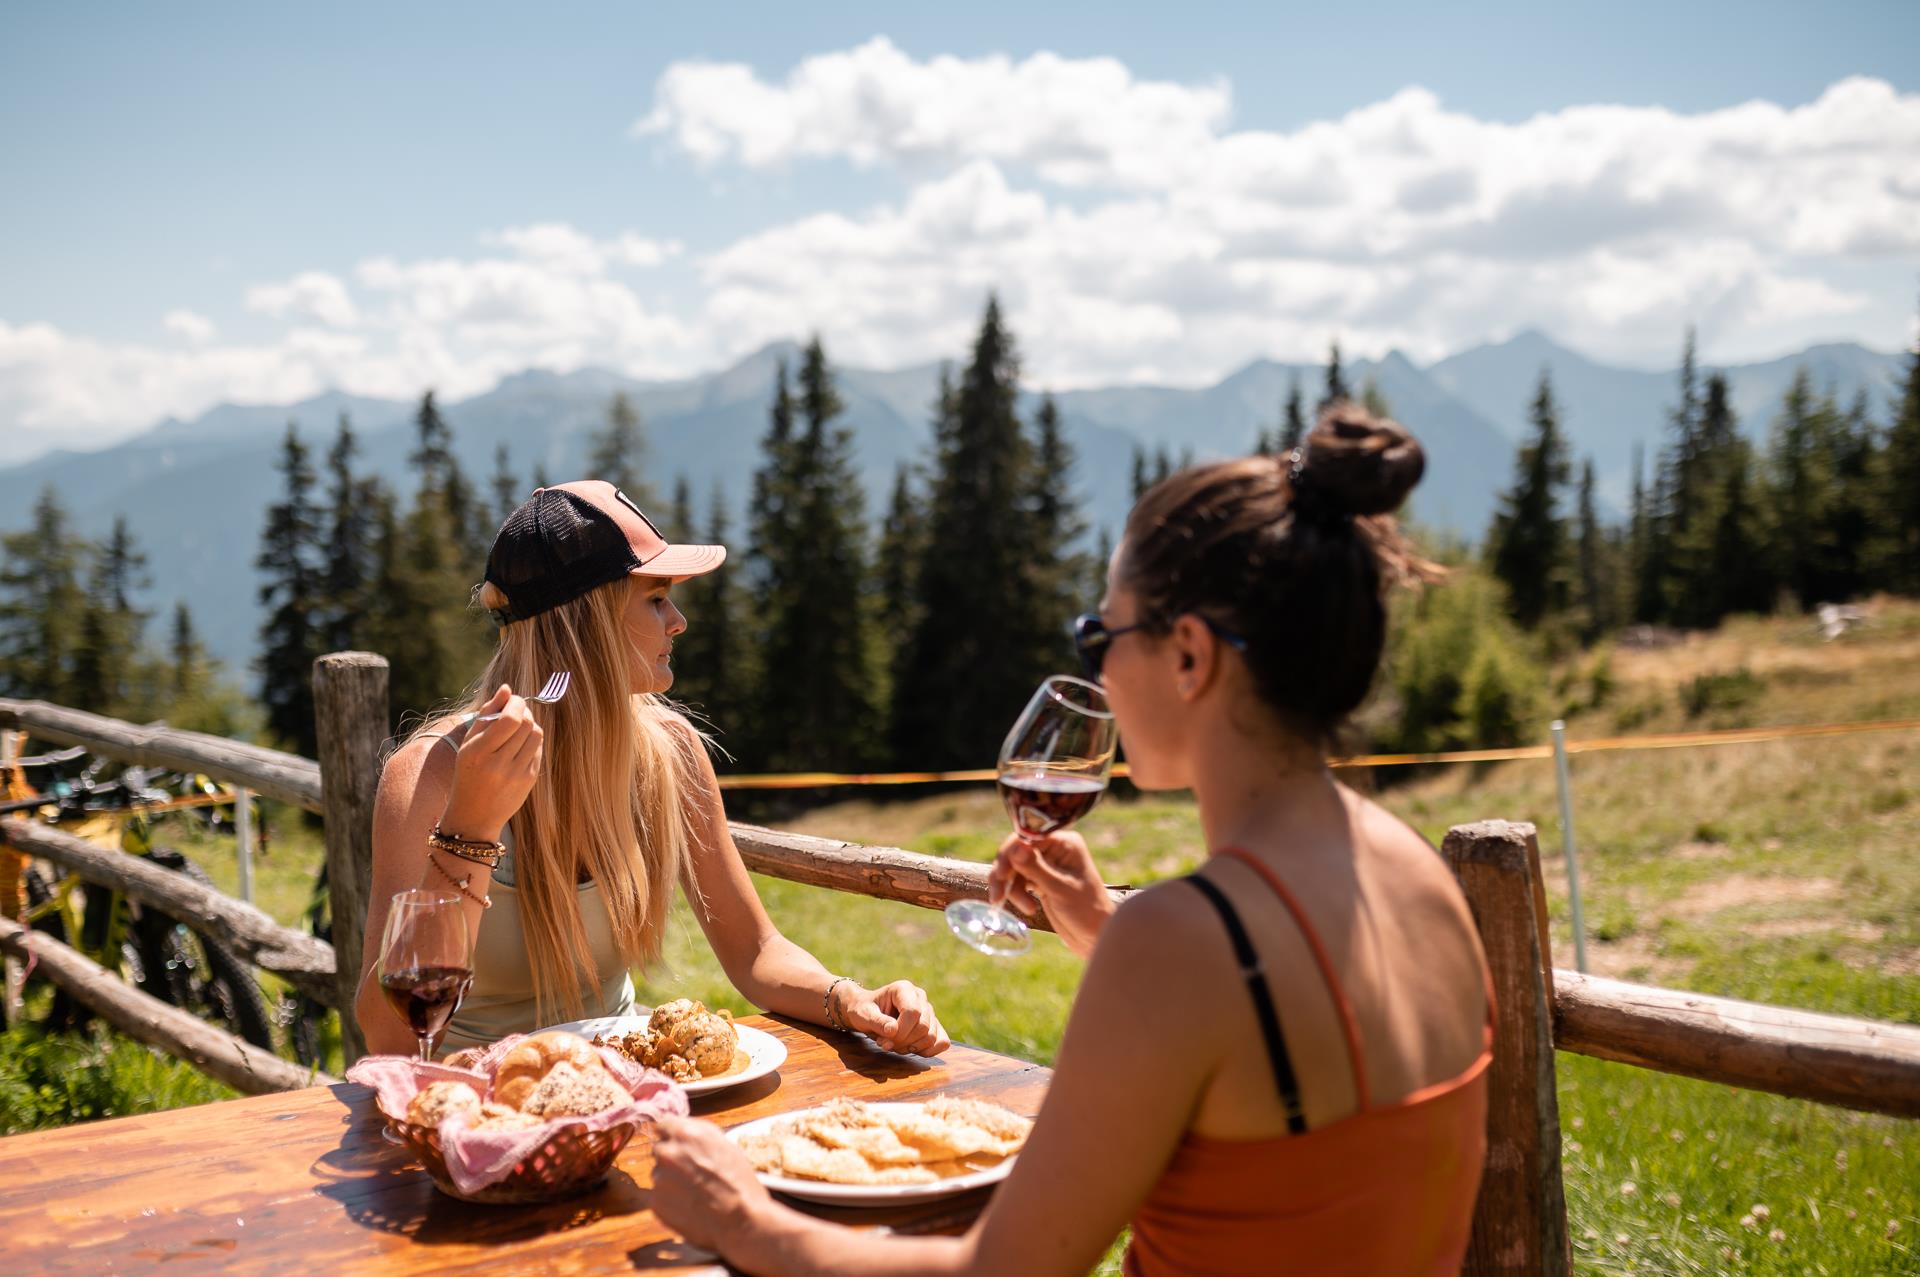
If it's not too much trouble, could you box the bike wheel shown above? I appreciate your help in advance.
[133,851,278,1054]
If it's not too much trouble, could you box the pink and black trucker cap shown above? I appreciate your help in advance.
[483,480,726,624]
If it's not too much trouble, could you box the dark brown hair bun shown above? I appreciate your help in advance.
[1296,402,1425,519]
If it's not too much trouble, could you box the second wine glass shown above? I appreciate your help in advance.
[946,675,1118,957]
[376,888,473,1062]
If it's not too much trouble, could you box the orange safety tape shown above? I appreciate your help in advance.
[712,716,1920,790]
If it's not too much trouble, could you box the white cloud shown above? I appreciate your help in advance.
[162,309,216,344]
[246,271,360,328]
[3,53,1917,462]
[637,36,1232,188]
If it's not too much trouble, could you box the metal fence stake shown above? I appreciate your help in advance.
[1550,720,1588,973]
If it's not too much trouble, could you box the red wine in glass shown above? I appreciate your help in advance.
[948,675,1117,957]
[998,770,1107,838]
[376,889,472,1063]
[379,964,474,1041]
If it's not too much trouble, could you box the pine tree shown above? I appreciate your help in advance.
[1486,372,1572,628]
[1130,446,1151,501]
[385,393,489,720]
[672,485,747,741]
[1281,377,1307,453]
[1318,340,1350,413]
[892,297,1052,768]
[1575,459,1607,639]
[749,337,883,769]
[0,487,90,700]
[320,415,379,653]
[589,393,653,509]
[171,602,204,701]
[1710,431,1771,619]
[256,425,325,754]
[356,481,415,729]
[490,442,521,528]
[1088,526,1115,607]
[668,475,696,544]
[70,516,149,713]
[1027,393,1088,665]
[1764,370,1836,611]
[876,464,923,644]
[1880,305,1920,593]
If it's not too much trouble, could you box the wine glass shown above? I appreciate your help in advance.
[376,889,473,1062]
[946,675,1118,957]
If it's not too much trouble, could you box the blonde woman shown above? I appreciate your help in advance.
[353,480,949,1060]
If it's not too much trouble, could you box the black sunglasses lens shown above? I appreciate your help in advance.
[1073,616,1108,678]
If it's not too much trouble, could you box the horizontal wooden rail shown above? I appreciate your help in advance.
[729,823,1135,935]
[735,825,1920,1119]
[1,817,337,1006]
[0,698,324,813]
[0,916,334,1094]
[1553,969,1920,1118]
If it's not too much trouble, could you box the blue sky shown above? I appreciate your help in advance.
[3,2,1917,461]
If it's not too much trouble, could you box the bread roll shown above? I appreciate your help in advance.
[519,1060,632,1118]
[492,1031,604,1109]
[407,1080,482,1128]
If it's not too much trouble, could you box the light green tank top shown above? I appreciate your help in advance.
[441,823,636,1052]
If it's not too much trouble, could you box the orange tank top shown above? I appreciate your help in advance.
[1125,848,1493,1277]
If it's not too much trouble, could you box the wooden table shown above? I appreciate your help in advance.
[0,1016,1050,1274]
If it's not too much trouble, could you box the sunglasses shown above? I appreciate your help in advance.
[1071,612,1248,680]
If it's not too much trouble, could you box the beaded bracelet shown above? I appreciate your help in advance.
[427,850,492,909]
[428,824,505,867]
[823,976,854,1031]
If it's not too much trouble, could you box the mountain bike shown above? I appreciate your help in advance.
[2,739,277,1053]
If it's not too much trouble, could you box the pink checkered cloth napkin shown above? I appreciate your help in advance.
[345,1033,688,1195]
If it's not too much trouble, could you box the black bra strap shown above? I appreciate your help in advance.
[1185,875,1308,1134]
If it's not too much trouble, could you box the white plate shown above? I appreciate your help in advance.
[724,1102,1020,1207]
[542,1009,787,1097]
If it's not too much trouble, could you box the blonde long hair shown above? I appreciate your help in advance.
[418,575,704,1021]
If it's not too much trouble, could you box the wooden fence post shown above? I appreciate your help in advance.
[312,652,388,1067]
[1441,819,1571,1277]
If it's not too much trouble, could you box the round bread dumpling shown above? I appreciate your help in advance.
[492,1031,603,1109]
[663,1008,737,1077]
[647,999,704,1036]
[407,1080,482,1128]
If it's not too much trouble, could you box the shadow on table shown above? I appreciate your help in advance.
[766,1014,944,1083]
[311,1091,654,1246]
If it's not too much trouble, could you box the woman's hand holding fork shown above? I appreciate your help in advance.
[440,684,546,842]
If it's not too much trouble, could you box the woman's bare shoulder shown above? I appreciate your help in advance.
[377,729,457,811]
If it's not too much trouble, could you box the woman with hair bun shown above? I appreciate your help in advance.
[353,480,950,1061]
[652,405,1493,1276]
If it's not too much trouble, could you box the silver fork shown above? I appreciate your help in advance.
[462,671,571,725]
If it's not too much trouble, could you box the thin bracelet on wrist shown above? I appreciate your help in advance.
[427,850,492,909]
[823,976,854,1031]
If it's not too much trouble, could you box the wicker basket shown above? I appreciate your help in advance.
[394,1114,641,1204]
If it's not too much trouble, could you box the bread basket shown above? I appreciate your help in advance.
[347,1037,686,1205]
[391,1110,639,1204]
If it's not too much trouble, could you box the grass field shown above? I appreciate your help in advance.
[7,600,1917,1273]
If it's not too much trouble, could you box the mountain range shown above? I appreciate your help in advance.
[0,330,1903,676]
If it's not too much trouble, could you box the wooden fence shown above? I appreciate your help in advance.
[3,652,1918,1274]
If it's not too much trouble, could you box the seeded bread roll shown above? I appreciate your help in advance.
[407,1080,482,1128]
[519,1060,632,1118]
[492,1031,606,1109]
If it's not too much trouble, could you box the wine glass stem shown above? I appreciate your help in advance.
[417,1036,432,1063]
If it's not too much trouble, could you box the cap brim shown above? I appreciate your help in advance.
[632,543,727,582]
